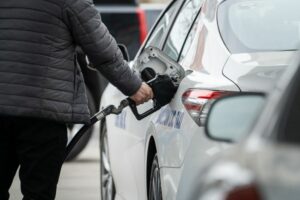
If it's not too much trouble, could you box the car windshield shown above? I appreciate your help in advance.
[218,0,300,53]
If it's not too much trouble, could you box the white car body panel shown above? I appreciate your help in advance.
[102,85,151,200]
[223,51,296,92]
[160,167,182,200]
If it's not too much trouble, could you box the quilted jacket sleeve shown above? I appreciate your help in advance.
[62,0,142,96]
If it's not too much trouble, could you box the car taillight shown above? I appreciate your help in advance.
[136,8,148,44]
[182,89,230,126]
[225,184,262,200]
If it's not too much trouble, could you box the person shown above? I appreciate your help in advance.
[0,0,153,199]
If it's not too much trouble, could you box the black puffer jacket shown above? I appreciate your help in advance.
[0,0,142,124]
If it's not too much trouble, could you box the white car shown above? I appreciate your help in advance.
[99,0,298,199]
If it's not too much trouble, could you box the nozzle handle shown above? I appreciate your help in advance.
[127,98,161,120]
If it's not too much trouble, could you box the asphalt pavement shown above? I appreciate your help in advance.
[10,122,101,200]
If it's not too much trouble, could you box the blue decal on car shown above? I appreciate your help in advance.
[174,112,184,129]
[115,110,127,129]
[167,110,177,127]
[156,107,184,129]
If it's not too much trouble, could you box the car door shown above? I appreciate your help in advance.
[127,0,205,166]
[131,1,207,198]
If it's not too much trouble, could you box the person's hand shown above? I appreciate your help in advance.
[130,82,154,105]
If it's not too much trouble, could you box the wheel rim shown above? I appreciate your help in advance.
[149,159,162,200]
[101,128,114,200]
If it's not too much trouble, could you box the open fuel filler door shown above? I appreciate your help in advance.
[130,46,186,120]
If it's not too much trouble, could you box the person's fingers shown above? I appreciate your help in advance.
[143,83,154,100]
[149,89,154,99]
[130,82,154,105]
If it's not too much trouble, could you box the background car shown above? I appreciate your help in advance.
[99,0,299,199]
[176,0,300,197]
[178,53,300,200]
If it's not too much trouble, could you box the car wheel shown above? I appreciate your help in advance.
[65,88,96,161]
[149,154,163,200]
[100,122,116,200]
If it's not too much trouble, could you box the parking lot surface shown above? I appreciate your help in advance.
[10,129,101,200]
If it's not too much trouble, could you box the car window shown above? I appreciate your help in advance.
[144,0,181,49]
[163,0,203,61]
[178,11,201,63]
[178,13,208,71]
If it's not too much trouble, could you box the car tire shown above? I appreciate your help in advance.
[65,88,96,161]
[149,154,163,200]
[100,122,116,200]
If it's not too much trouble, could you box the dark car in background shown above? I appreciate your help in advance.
[67,0,164,161]
[96,0,147,58]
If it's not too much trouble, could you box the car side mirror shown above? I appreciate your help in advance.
[205,93,265,143]
[118,44,130,62]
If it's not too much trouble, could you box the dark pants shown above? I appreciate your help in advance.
[0,117,67,200]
